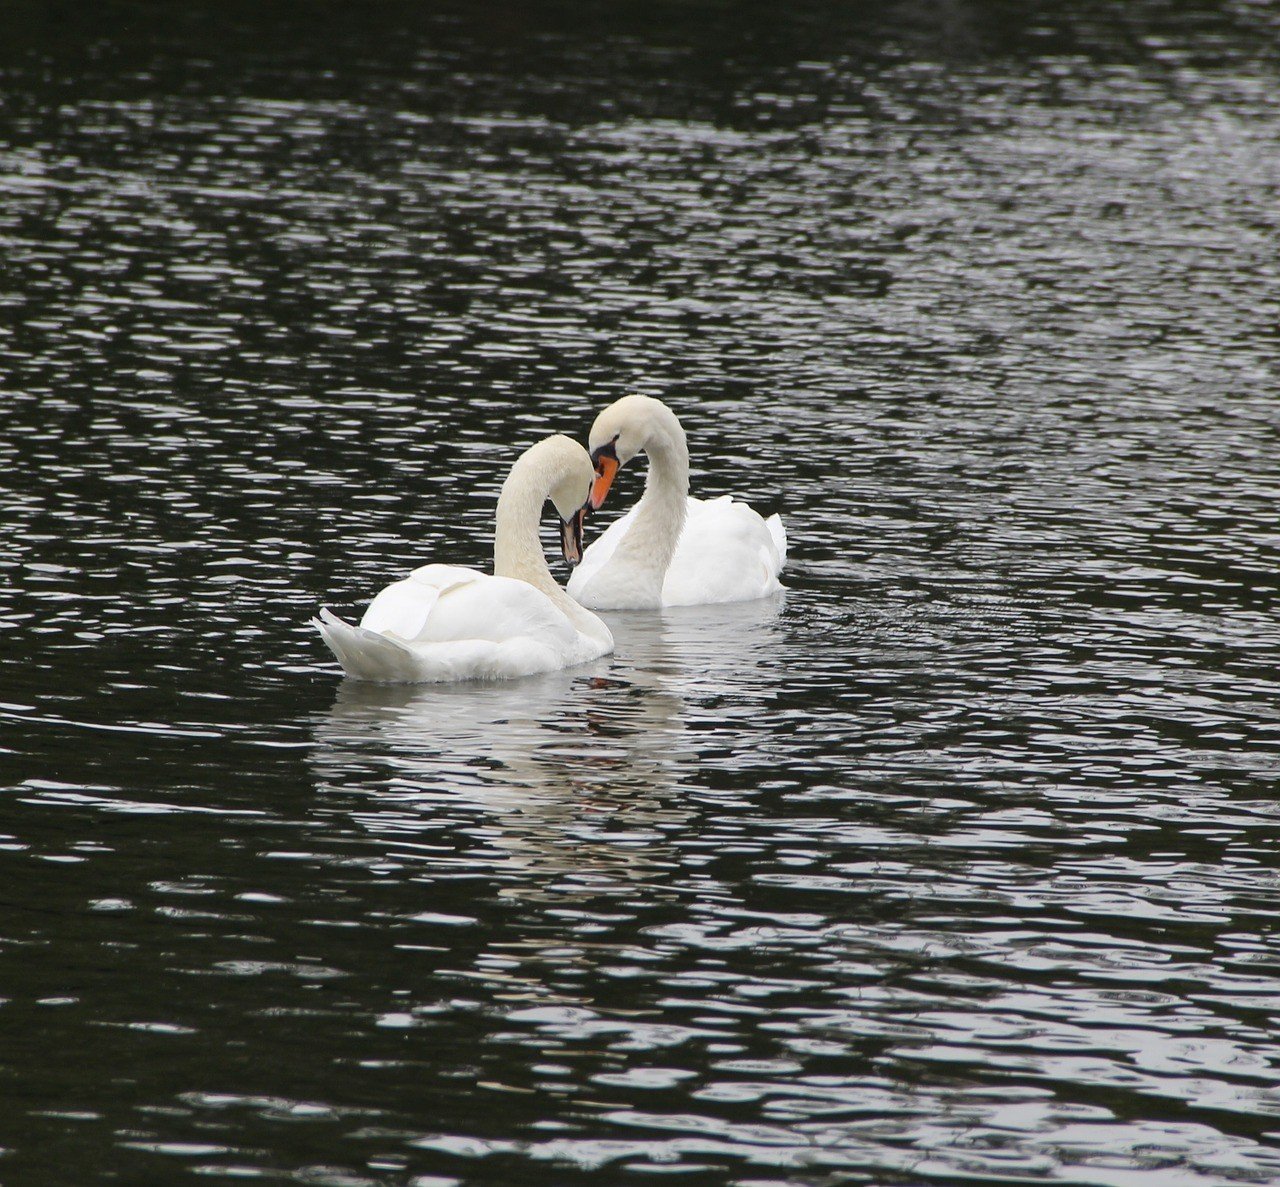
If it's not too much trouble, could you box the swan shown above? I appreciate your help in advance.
[314,435,613,683]
[566,396,787,610]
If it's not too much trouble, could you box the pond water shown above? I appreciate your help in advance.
[3,1,1280,1183]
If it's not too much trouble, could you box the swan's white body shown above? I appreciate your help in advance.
[314,436,612,683]
[569,494,786,609]
[566,397,787,610]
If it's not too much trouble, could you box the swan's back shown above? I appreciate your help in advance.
[661,495,784,606]
[570,494,785,609]
[315,564,605,683]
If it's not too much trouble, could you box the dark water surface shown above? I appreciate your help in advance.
[4,1,1280,1183]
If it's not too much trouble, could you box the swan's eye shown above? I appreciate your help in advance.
[587,441,621,511]
[591,439,619,469]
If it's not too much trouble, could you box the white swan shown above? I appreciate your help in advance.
[314,435,613,683]
[566,396,786,610]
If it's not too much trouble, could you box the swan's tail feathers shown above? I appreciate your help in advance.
[765,514,788,571]
[313,608,417,681]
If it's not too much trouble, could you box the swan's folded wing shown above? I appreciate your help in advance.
[688,496,784,570]
[663,495,785,604]
[419,573,580,649]
[765,513,787,569]
[359,565,483,641]
[408,564,486,591]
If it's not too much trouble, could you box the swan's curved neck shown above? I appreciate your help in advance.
[494,460,609,641]
[616,414,689,584]
[494,469,554,591]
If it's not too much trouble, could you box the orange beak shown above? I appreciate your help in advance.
[589,454,619,511]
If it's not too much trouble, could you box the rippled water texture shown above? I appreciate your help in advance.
[4,1,1280,1183]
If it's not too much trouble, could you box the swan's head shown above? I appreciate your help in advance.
[585,395,685,510]
[521,433,595,566]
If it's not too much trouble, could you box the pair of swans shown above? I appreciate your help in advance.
[315,396,787,683]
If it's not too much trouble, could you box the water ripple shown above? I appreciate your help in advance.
[3,1,1280,1184]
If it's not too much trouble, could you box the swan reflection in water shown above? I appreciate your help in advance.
[309,596,786,894]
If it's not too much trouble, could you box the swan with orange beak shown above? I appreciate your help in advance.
[567,396,787,611]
